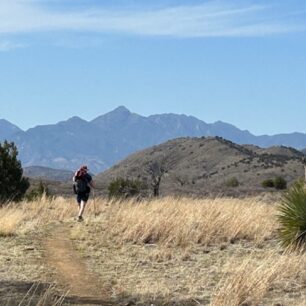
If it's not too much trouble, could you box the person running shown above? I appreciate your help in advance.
[73,165,94,222]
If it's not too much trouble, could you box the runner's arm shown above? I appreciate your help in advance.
[89,180,95,189]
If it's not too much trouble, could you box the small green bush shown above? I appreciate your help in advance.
[26,180,50,201]
[277,180,306,250]
[274,176,287,190]
[261,177,287,190]
[262,178,275,188]
[108,177,147,199]
[225,177,239,188]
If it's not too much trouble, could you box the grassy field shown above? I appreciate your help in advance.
[1,195,306,305]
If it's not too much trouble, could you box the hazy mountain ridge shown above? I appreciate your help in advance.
[1,106,306,172]
[0,119,23,142]
[23,166,74,182]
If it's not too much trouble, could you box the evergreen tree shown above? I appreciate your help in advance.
[0,141,29,203]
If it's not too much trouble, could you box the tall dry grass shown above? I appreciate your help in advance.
[211,252,306,306]
[0,196,78,236]
[0,203,25,237]
[0,196,277,245]
[106,197,277,247]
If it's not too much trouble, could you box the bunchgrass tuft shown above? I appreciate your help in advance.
[278,180,306,250]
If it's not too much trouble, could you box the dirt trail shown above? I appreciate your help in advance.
[43,223,113,305]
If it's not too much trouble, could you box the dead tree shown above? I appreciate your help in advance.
[172,174,189,186]
[302,157,306,183]
[147,156,175,197]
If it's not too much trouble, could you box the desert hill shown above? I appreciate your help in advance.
[96,137,305,196]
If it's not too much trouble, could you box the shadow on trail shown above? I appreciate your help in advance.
[0,281,112,305]
[0,281,51,306]
[0,280,206,305]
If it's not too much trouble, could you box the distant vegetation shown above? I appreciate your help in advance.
[261,178,275,188]
[0,141,29,204]
[274,176,287,190]
[108,177,147,199]
[25,179,50,201]
[225,177,239,188]
[262,176,287,190]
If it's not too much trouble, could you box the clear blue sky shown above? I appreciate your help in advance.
[0,0,306,135]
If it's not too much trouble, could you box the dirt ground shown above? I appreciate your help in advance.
[0,220,115,305]
[68,217,306,306]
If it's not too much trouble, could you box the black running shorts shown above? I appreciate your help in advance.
[77,192,90,204]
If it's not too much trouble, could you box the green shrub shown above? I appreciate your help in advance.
[262,178,275,188]
[261,177,287,190]
[0,141,29,204]
[108,177,147,199]
[225,177,239,188]
[277,180,306,250]
[26,180,50,201]
[274,176,287,190]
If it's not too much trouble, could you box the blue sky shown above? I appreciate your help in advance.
[0,0,306,135]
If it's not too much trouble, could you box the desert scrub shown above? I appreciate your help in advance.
[274,176,287,190]
[262,176,287,190]
[108,177,147,199]
[262,178,275,188]
[25,180,50,201]
[225,177,239,188]
[278,180,306,250]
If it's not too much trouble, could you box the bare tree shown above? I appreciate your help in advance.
[302,157,306,183]
[147,156,175,197]
[172,173,189,187]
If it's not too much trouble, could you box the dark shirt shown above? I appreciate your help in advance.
[74,173,92,194]
[83,173,92,193]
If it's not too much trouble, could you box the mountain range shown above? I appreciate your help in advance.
[1,106,306,173]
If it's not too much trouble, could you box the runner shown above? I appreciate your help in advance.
[73,165,95,221]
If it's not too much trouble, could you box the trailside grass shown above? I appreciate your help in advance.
[1,196,306,305]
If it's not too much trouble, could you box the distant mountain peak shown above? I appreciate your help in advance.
[0,118,11,124]
[91,106,134,125]
[113,105,131,113]
[0,119,21,129]
[66,116,86,123]
[0,119,22,141]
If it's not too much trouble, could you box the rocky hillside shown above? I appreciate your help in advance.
[96,137,305,196]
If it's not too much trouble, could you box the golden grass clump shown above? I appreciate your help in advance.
[211,252,306,306]
[0,196,78,235]
[0,204,25,237]
[106,197,277,247]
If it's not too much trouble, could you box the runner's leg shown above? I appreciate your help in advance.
[78,200,87,218]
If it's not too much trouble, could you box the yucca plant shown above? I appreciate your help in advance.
[277,180,306,250]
